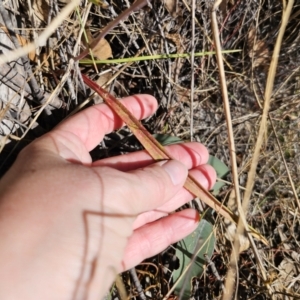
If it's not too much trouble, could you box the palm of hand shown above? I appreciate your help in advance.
[0,95,215,299]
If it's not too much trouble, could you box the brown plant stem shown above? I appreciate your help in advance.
[81,73,268,245]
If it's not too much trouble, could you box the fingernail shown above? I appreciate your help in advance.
[160,160,188,185]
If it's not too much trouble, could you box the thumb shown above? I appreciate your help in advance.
[125,160,188,214]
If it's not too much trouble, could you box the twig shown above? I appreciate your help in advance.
[25,0,45,101]
[0,61,75,171]
[73,3,93,97]
[109,5,140,50]
[0,1,44,104]
[74,0,150,61]
[268,115,300,209]
[0,0,81,65]
[204,254,225,291]
[104,40,155,87]
[81,74,267,244]
[0,62,32,99]
[190,0,195,141]
[115,273,128,300]
[147,0,172,106]
[181,0,213,45]
[211,1,269,299]
[0,62,63,109]
[220,0,295,299]
[243,0,295,216]
[129,268,147,300]
[53,1,76,102]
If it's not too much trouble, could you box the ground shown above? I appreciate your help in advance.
[0,0,300,299]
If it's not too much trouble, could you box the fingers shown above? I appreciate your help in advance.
[133,164,216,229]
[92,142,210,172]
[97,160,188,215]
[93,143,214,223]
[128,160,188,213]
[53,94,158,152]
[121,209,199,271]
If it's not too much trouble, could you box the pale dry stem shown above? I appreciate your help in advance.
[0,0,80,66]
[211,0,276,299]
[220,0,295,299]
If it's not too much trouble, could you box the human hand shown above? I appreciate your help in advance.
[0,95,216,300]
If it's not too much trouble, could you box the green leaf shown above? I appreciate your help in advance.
[153,134,229,195]
[88,0,103,5]
[208,155,229,178]
[87,0,109,8]
[208,155,229,195]
[152,133,183,146]
[172,214,215,299]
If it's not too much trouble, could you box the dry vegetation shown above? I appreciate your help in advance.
[0,0,300,299]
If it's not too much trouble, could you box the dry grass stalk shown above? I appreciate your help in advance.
[269,116,300,209]
[0,0,80,66]
[189,0,195,141]
[211,0,269,298]
[0,61,74,169]
[219,0,295,299]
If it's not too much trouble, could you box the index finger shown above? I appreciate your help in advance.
[54,94,158,151]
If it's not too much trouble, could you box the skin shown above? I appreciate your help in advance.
[0,94,216,300]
